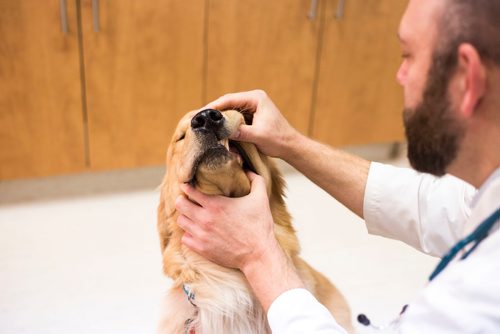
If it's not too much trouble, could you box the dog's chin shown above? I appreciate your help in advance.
[197,146,243,173]
[191,147,251,197]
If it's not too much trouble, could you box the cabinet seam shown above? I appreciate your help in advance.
[308,0,327,138]
[75,0,91,168]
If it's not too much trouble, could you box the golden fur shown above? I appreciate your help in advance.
[157,109,352,333]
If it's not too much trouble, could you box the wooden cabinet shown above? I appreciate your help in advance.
[0,0,204,179]
[207,0,406,146]
[0,0,86,179]
[206,0,322,134]
[312,0,406,146]
[80,0,204,170]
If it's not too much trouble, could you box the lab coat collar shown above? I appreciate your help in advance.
[471,167,500,208]
[464,167,500,237]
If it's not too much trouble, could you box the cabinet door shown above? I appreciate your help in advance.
[80,0,205,170]
[206,0,322,134]
[0,0,86,179]
[312,0,406,146]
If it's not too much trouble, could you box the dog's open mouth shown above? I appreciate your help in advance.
[228,140,257,174]
[187,138,257,186]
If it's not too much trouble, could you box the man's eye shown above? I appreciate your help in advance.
[401,53,410,59]
[176,134,185,142]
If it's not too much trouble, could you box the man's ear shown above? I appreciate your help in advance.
[457,43,487,118]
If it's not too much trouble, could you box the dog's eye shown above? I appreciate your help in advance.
[176,134,185,142]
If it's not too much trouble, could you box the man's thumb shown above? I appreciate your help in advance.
[247,171,267,194]
[230,124,254,143]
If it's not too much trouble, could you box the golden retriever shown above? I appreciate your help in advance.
[157,109,352,333]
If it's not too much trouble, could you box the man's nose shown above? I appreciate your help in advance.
[396,61,407,86]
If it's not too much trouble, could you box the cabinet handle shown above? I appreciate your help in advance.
[335,0,346,19]
[92,0,100,32]
[60,0,68,34]
[307,0,319,20]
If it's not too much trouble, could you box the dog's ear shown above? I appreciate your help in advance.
[158,142,177,253]
[157,199,171,252]
[158,170,180,254]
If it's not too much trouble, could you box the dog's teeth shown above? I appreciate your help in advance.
[222,139,229,149]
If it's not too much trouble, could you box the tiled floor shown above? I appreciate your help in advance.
[0,146,438,333]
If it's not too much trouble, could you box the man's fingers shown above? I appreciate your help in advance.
[229,124,255,143]
[203,93,251,111]
[177,213,193,233]
[180,227,205,256]
[247,172,268,196]
[202,91,260,113]
[175,194,204,223]
[177,212,207,246]
[181,231,195,249]
[180,183,209,206]
[246,171,259,182]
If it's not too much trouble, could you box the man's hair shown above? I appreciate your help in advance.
[438,0,500,66]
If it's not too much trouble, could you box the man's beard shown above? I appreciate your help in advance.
[403,51,466,176]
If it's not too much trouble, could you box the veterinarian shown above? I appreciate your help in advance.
[176,0,500,332]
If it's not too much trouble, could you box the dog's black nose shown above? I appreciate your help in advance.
[191,109,224,132]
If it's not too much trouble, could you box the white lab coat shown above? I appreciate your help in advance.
[268,163,500,333]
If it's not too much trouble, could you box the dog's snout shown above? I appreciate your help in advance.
[191,109,224,132]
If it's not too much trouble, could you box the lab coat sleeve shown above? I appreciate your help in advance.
[363,162,476,257]
[267,289,348,334]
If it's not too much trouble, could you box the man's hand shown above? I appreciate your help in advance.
[175,171,305,311]
[175,172,277,272]
[202,90,301,160]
